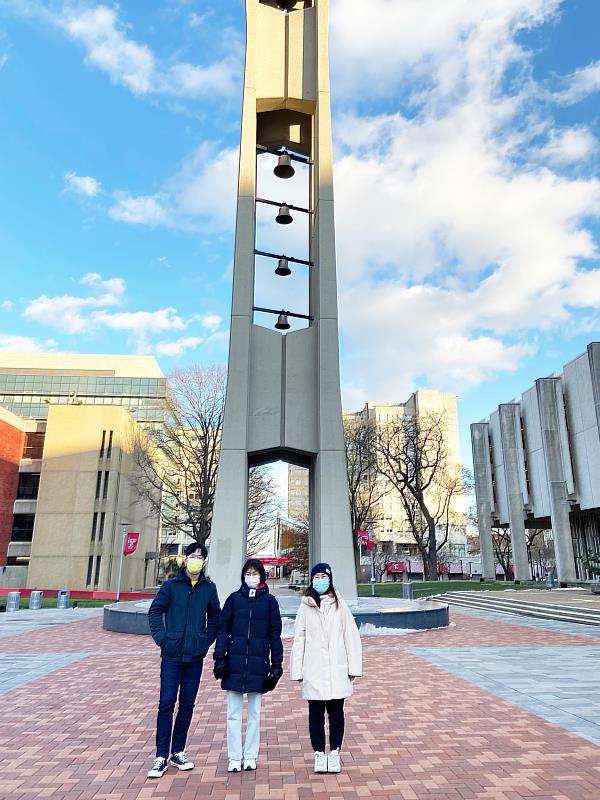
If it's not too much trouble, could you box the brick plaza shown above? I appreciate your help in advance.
[1,606,600,800]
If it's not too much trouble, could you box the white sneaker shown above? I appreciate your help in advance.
[243,758,257,771]
[147,757,168,778]
[314,751,327,773]
[169,751,194,771]
[228,759,242,773]
[328,749,341,773]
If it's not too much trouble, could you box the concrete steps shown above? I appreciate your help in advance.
[434,591,600,626]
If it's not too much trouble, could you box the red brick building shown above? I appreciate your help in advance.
[0,409,26,565]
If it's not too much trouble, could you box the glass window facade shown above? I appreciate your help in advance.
[0,374,166,423]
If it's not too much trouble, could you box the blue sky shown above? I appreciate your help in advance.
[1,0,600,467]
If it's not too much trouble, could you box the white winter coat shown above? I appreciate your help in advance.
[290,593,363,701]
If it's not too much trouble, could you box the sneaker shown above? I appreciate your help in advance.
[228,759,242,773]
[314,751,327,773]
[169,751,194,771]
[243,758,257,771]
[328,749,341,773]
[147,757,168,778]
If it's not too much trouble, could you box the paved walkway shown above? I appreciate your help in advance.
[1,607,600,799]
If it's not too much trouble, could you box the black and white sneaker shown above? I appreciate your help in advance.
[147,757,168,778]
[169,751,194,771]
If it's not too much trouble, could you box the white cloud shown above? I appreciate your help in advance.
[1,300,14,311]
[554,60,600,105]
[188,11,212,29]
[0,334,56,352]
[155,336,204,357]
[63,171,102,197]
[326,0,600,405]
[535,127,598,165]
[198,314,222,332]
[108,192,167,226]
[60,4,239,100]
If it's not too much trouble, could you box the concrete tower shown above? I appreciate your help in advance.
[209,0,357,602]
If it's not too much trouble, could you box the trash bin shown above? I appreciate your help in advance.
[56,589,70,609]
[544,573,554,589]
[7,591,20,612]
[29,590,43,610]
[402,582,413,600]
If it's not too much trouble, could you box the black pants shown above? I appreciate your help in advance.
[308,699,345,752]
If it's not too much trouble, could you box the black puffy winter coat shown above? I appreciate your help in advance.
[148,568,221,663]
[214,583,283,694]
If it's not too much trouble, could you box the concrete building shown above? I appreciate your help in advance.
[287,463,309,521]
[0,353,166,591]
[471,343,600,585]
[210,0,357,602]
[347,390,467,557]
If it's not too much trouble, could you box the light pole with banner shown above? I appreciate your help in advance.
[116,524,141,601]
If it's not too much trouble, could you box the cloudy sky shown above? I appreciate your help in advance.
[1,0,599,464]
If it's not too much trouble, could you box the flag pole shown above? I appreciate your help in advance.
[116,522,129,602]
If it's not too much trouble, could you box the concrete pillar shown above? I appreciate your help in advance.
[498,404,530,582]
[470,423,496,581]
[536,379,577,584]
[210,0,356,603]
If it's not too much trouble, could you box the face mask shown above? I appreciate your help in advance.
[312,577,330,595]
[245,574,260,588]
[187,557,204,575]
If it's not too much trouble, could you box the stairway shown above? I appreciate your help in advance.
[433,591,600,626]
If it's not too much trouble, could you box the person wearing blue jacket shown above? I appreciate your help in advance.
[147,542,220,779]
[213,558,283,773]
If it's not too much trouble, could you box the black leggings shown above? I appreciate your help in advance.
[308,699,345,752]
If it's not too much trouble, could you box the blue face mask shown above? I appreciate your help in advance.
[312,577,330,595]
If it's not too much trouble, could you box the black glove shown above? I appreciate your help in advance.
[213,657,227,680]
[263,663,283,693]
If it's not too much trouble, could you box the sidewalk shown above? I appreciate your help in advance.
[1,607,599,799]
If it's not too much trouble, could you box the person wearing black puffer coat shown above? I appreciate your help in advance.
[213,558,283,774]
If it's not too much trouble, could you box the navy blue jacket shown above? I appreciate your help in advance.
[214,583,283,694]
[148,568,221,663]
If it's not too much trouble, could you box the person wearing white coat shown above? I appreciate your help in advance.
[290,563,362,774]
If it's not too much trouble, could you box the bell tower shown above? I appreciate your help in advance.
[209,0,357,602]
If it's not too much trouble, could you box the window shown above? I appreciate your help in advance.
[86,556,94,586]
[17,473,40,500]
[23,432,45,459]
[102,471,110,500]
[11,514,35,542]
[94,556,102,588]
[6,556,30,566]
[91,512,98,542]
[100,430,106,458]
[106,431,113,459]
[95,471,103,500]
[98,512,105,543]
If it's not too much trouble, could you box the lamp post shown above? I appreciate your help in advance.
[116,522,129,602]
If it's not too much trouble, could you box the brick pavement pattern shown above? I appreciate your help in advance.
[1,611,600,800]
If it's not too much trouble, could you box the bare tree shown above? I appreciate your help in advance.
[377,410,464,580]
[247,466,280,556]
[344,414,390,578]
[131,364,276,548]
[373,547,393,581]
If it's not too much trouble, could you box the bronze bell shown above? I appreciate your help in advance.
[275,311,291,331]
[275,257,291,277]
[275,203,293,225]
[274,151,295,179]
[277,0,297,9]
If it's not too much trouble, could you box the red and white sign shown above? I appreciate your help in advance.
[257,557,291,565]
[357,530,375,551]
[386,562,406,573]
[123,532,140,556]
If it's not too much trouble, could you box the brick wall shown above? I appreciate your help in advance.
[0,419,24,563]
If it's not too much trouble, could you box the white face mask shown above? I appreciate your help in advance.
[245,574,260,588]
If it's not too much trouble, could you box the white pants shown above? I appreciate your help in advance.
[226,691,262,761]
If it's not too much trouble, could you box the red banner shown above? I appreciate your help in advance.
[123,532,140,556]
[386,562,405,573]
[357,530,375,551]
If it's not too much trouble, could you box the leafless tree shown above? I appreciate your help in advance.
[247,467,280,556]
[377,410,465,580]
[131,364,276,548]
[343,414,390,579]
[373,547,393,581]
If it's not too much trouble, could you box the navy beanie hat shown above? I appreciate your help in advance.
[310,562,332,581]
[185,542,208,559]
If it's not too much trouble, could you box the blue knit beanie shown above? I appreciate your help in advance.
[310,562,332,580]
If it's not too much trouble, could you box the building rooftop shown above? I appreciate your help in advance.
[0,353,164,378]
